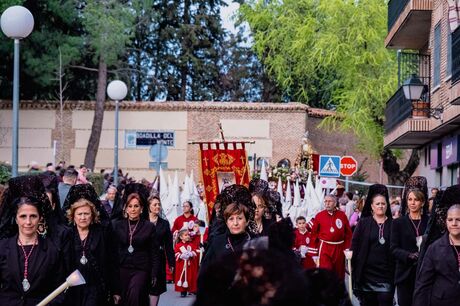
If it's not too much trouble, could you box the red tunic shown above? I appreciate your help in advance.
[169,215,198,283]
[293,227,315,269]
[171,215,199,235]
[307,209,352,279]
[174,241,198,293]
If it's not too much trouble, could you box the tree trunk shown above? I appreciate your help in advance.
[84,56,107,170]
[382,148,420,191]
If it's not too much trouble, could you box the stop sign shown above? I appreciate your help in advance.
[340,156,358,177]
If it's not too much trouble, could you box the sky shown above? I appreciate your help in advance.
[221,0,240,34]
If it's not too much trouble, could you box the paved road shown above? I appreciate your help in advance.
[159,284,195,306]
[158,282,359,306]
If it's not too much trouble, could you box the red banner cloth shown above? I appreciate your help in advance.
[199,142,250,220]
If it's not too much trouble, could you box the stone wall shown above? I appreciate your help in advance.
[0,100,382,183]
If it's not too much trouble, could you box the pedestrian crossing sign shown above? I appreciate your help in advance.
[319,155,341,177]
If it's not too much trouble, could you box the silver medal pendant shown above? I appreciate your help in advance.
[379,237,385,245]
[22,278,30,292]
[330,227,335,233]
[80,255,88,265]
[128,245,134,253]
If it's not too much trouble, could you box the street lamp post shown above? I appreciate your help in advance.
[402,74,443,119]
[402,74,425,101]
[1,6,34,177]
[107,80,128,186]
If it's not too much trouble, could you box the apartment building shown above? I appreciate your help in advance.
[384,0,460,188]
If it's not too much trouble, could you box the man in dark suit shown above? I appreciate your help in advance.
[101,185,123,220]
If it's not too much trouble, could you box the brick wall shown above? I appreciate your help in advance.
[186,107,307,177]
[0,100,382,183]
[51,108,75,163]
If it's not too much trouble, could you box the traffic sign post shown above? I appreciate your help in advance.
[340,156,358,177]
[319,155,341,177]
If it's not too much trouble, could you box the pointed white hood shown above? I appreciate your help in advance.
[260,161,268,182]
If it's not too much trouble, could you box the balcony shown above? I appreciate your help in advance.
[385,0,432,49]
[384,52,432,148]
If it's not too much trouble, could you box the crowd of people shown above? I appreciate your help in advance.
[0,161,458,306]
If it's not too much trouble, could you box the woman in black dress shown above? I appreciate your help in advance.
[0,194,66,305]
[351,184,394,306]
[113,192,160,306]
[391,176,429,306]
[414,202,460,306]
[148,195,174,306]
[200,202,252,274]
[64,194,120,306]
[249,179,277,236]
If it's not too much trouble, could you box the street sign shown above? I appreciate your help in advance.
[318,177,337,188]
[319,155,341,177]
[149,144,169,171]
[125,130,175,148]
[340,156,358,177]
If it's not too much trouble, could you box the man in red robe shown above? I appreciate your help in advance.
[308,194,352,280]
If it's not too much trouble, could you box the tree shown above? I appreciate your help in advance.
[239,0,420,183]
[218,28,282,101]
[0,0,86,100]
[81,0,136,170]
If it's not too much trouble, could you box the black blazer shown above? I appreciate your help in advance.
[112,219,160,280]
[0,235,66,306]
[66,223,120,305]
[351,216,393,286]
[150,217,175,295]
[390,214,429,284]
[101,196,123,221]
[154,218,175,268]
[413,233,460,306]
[200,230,251,275]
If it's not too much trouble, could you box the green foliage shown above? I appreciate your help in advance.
[349,158,370,196]
[0,0,90,100]
[240,0,398,156]
[0,162,11,185]
[0,0,24,12]
[82,0,135,66]
[391,149,404,159]
[87,173,104,196]
[1,0,280,102]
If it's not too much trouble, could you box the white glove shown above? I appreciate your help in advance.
[300,245,308,257]
[180,253,189,260]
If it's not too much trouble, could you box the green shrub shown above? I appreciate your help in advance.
[87,173,104,196]
[0,162,11,185]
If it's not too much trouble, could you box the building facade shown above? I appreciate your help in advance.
[0,100,381,183]
[385,0,460,188]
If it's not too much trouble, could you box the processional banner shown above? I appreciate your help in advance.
[199,142,250,220]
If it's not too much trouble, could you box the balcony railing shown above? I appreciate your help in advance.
[385,52,431,133]
[388,0,409,32]
[385,87,412,132]
[397,52,431,91]
[452,27,460,84]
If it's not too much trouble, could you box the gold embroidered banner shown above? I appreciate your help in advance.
[199,142,250,220]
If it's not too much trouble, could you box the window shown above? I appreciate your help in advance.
[449,164,459,186]
[447,31,452,77]
[428,145,431,165]
[424,146,427,166]
[434,24,441,87]
[436,167,443,187]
